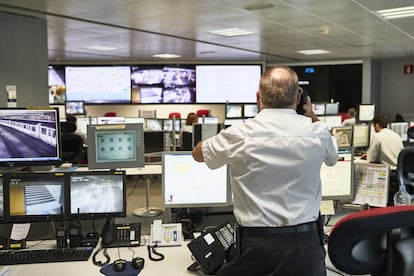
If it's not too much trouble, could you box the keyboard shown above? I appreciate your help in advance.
[0,247,94,265]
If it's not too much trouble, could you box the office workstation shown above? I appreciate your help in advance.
[2,1,414,275]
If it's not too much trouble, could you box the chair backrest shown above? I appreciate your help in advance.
[328,206,414,275]
[61,133,84,164]
[181,132,193,151]
[168,112,181,119]
[196,109,209,117]
[397,146,414,194]
[104,112,117,117]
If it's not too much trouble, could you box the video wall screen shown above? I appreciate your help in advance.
[49,64,264,104]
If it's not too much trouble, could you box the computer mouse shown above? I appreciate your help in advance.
[132,257,145,270]
[113,259,127,272]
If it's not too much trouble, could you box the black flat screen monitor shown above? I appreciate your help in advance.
[0,108,62,168]
[144,131,166,153]
[163,152,229,208]
[87,123,145,169]
[68,170,126,219]
[65,101,85,116]
[4,172,66,222]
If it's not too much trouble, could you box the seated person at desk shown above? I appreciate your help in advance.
[192,66,338,276]
[342,107,356,126]
[361,115,404,205]
[66,115,87,145]
[180,112,198,150]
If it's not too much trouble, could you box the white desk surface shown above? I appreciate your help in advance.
[1,239,201,276]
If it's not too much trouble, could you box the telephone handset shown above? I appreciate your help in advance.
[187,223,236,275]
[101,217,141,248]
[149,219,182,247]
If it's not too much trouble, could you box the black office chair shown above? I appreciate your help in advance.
[327,206,414,276]
[397,146,414,195]
[60,122,84,164]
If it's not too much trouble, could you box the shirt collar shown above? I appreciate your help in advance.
[256,108,297,117]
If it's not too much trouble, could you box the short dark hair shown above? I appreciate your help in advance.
[372,115,388,128]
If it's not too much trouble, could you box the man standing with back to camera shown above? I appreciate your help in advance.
[192,65,338,276]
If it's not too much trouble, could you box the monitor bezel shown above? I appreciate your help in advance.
[87,123,145,170]
[67,170,127,220]
[4,172,67,222]
[0,107,63,168]
[162,151,229,208]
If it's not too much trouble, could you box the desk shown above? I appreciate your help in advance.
[2,239,201,276]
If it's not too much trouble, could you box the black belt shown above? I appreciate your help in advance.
[240,221,318,237]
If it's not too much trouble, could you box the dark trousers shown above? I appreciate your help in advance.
[216,228,326,276]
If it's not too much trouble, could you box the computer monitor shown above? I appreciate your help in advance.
[4,172,66,222]
[192,123,223,148]
[87,123,145,169]
[144,131,166,153]
[353,124,371,148]
[321,148,354,200]
[389,122,409,142]
[226,103,243,118]
[325,102,339,115]
[162,152,229,208]
[331,126,353,148]
[65,101,86,116]
[0,108,62,168]
[198,117,219,124]
[358,104,375,122]
[163,119,181,132]
[312,103,326,115]
[68,170,126,219]
[319,115,342,128]
[243,103,259,118]
[145,118,163,131]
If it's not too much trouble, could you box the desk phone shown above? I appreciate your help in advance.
[149,219,182,247]
[187,223,236,275]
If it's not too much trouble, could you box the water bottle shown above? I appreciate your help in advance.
[393,185,411,206]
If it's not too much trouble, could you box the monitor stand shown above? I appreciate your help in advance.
[133,176,163,218]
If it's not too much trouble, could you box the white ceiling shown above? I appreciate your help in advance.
[1,0,414,63]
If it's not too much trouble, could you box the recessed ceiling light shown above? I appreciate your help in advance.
[297,49,330,55]
[153,53,181,59]
[81,45,119,51]
[209,28,254,37]
[377,6,414,19]
[245,3,275,11]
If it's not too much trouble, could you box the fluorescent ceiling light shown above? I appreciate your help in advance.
[209,28,254,37]
[153,53,181,59]
[377,6,414,19]
[81,45,119,51]
[297,49,330,55]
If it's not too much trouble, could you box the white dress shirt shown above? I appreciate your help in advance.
[367,128,403,170]
[202,108,338,227]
